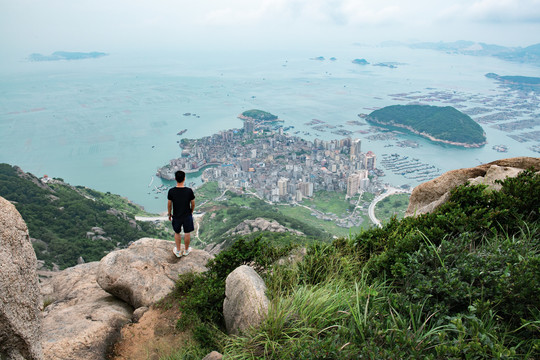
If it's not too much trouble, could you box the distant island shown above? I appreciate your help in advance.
[238,109,281,123]
[379,40,540,65]
[366,105,487,148]
[352,58,369,65]
[28,51,108,62]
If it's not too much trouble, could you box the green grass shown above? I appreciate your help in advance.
[196,183,376,242]
[195,181,222,206]
[374,193,410,223]
[278,205,365,238]
[76,186,154,216]
[301,190,354,217]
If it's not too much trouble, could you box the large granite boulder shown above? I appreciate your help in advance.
[0,196,43,360]
[96,238,213,308]
[40,262,132,360]
[223,265,269,335]
[405,157,540,216]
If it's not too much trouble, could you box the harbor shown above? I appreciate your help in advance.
[380,153,442,183]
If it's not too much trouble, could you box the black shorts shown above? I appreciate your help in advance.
[172,215,194,234]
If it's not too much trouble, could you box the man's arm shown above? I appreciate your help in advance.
[167,200,172,221]
[190,199,195,214]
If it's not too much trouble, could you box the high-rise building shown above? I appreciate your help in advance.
[360,178,370,190]
[278,177,288,196]
[240,159,250,172]
[364,151,376,170]
[244,119,255,137]
[296,190,303,202]
[347,173,361,197]
[300,182,314,197]
[350,139,362,157]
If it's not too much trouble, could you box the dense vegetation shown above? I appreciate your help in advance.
[374,193,410,223]
[241,109,278,122]
[197,190,330,248]
[167,169,539,359]
[0,164,164,269]
[367,105,486,146]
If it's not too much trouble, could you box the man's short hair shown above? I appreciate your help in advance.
[175,170,186,183]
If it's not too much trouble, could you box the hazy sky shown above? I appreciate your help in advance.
[1,0,539,55]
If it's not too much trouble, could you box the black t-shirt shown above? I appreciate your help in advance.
[167,186,195,218]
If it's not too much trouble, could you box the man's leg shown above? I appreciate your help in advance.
[174,232,182,252]
[183,232,191,251]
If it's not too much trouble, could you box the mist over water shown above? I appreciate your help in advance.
[1,45,538,213]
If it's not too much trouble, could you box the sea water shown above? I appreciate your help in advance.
[0,46,538,213]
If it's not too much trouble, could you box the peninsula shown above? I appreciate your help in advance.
[28,51,108,62]
[366,105,487,148]
[485,73,540,90]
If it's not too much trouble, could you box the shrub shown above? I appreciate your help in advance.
[172,236,293,333]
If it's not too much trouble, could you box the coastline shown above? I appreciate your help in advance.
[367,118,487,148]
[156,163,221,180]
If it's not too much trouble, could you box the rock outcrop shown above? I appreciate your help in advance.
[406,157,540,216]
[223,265,269,335]
[226,217,304,237]
[97,238,213,308]
[40,262,132,360]
[202,351,223,360]
[0,196,43,360]
[204,242,227,256]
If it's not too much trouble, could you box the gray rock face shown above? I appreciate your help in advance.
[40,262,132,360]
[226,217,304,237]
[132,306,149,323]
[96,238,213,308]
[468,165,523,191]
[0,196,43,360]
[405,157,540,216]
[204,242,227,256]
[223,265,269,335]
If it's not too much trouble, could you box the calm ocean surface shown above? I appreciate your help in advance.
[1,46,538,213]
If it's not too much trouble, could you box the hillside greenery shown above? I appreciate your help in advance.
[0,164,165,269]
[166,169,539,359]
[194,182,380,248]
[374,193,410,223]
[241,109,278,122]
[367,105,486,146]
[197,190,330,249]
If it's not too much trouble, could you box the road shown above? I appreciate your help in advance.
[368,187,409,228]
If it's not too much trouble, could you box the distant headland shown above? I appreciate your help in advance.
[379,40,540,65]
[366,105,487,148]
[486,73,540,91]
[28,51,108,62]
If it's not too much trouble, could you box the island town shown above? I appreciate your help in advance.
[157,111,384,205]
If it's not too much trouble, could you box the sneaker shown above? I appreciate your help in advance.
[183,247,192,256]
[173,246,182,258]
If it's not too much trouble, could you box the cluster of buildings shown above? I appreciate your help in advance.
[157,119,380,204]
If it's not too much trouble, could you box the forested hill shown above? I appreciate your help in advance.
[0,164,163,269]
[366,105,486,147]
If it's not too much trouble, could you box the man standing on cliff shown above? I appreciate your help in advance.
[167,170,195,257]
